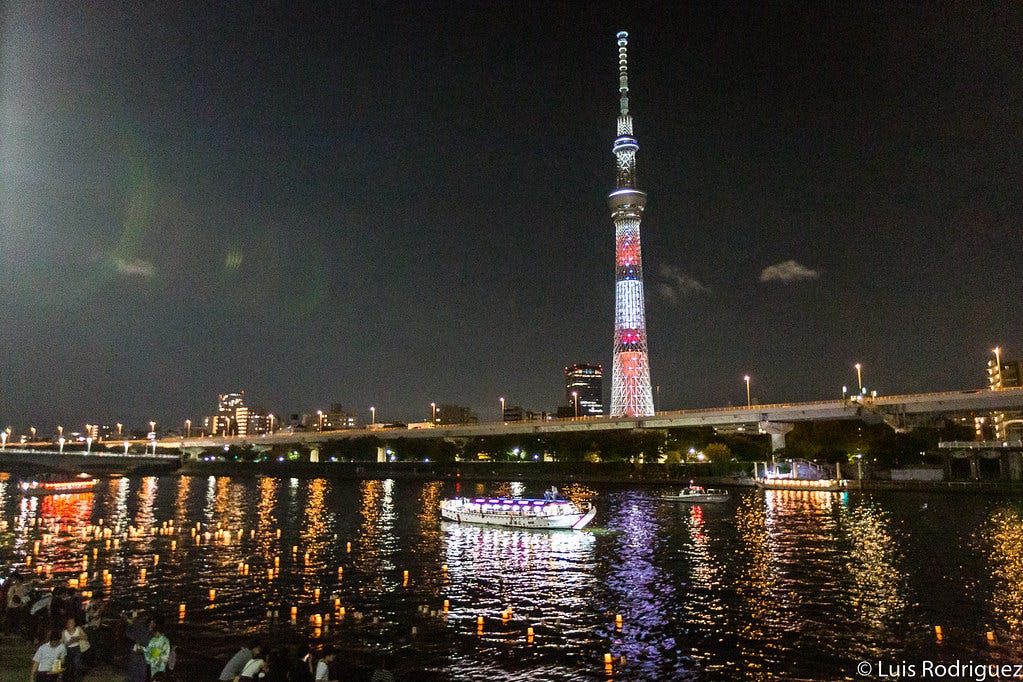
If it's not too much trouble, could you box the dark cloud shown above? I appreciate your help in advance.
[658,264,709,303]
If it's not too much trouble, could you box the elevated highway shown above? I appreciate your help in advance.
[0,448,180,474]
[174,387,1023,453]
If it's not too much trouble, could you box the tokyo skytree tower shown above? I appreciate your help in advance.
[608,31,655,417]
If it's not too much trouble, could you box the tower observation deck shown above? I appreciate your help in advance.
[608,31,655,417]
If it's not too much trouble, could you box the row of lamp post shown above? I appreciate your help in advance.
[740,362,870,408]
[12,347,1006,447]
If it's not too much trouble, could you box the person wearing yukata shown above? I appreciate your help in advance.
[145,616,171,678]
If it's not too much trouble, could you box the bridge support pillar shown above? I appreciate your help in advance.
[181,447,206,460]
[759,422,795,452]
[309,447,320,463]
[1009,452,1022,482]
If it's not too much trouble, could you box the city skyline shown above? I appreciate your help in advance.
[2,3,1021,430]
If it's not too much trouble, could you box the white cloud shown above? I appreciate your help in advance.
[111,256,157,278]
[658,263,709,303]
[759,259,819,283]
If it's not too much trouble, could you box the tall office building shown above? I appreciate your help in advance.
[608,31,655,417]
[565,364,604,416]
[211,391,247,436]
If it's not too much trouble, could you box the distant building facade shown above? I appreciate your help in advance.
[322,403,357,430]
[207,392,248,436]
[435,404,478,426]
[564,363,604,417]
[502,404,526,422]
[247,407,271,435]
[987,353,1023,439]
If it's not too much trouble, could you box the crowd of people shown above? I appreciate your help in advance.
[3,569,177,681]
[3,569,106,682]
[4,568,399,681]
[216,641,395,682]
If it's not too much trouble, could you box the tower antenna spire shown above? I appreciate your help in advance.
[617,31,630,117]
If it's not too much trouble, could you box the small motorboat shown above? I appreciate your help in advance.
[440,494,596,530]
[18,473,98,496]
[661,484,729,503]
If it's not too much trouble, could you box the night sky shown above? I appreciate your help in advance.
[2,2,1021,432]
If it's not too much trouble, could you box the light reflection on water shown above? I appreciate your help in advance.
[1,476,1021,680]
[981,508,1023,642]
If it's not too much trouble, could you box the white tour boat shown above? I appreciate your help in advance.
[661,485,729,503]
[440,496,597,530]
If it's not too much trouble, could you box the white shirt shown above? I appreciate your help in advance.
[241,657,265,677]
[315,660,330,681]
[63,625,90,652]
[33,641,66,672]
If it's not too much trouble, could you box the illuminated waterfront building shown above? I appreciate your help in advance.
[247,407,271,434]
[987,351,1022,438]
[565,363,604,416]
[209,391,247,436]
[608,31,655,417]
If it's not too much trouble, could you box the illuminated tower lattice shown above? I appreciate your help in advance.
[608,31,655,418]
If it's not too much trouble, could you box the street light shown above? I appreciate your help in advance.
[58,437,65,454]
[185,419,192,438]
[116,423,123,438]
[149,420,156,436]
[431,402,437,423]
[572,391,579,418]
[370,406,376,425]
[57,425,63,439]
[317,410,324,432]
[0,430,7,450]
[855,363,863,394]
[86,437,92,454]
[30,426,36,441]
[500,397,505,421]
[744,375,751,408]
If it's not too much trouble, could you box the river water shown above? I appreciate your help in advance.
[1,475,1021,680]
